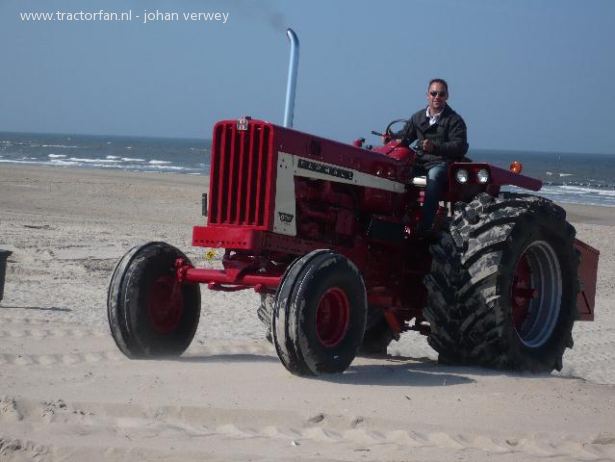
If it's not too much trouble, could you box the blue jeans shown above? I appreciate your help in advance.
[414,162,448,230]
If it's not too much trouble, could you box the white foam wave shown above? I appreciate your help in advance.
[143,164,187,171]
[0,158,192,172]
[504,184,615,207]
[68,157,121,164]
[0,159,41,165]
[106,155,120,160]
[41,144,79,149]
[50,159,81,167]
[121,157,145,162]
[149,160,171,165]
[48,154,66,159]
[558,185,615,197]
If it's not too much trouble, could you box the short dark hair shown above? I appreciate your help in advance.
[428,78,449,94]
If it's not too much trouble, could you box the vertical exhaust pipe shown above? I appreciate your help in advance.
[283,28,299,128]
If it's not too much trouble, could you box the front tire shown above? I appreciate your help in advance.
[272,250,367,376]
[107,242,201,358]
[424,193,579,372]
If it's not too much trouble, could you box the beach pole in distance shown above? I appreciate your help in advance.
[0,249,11,303]
[283,28,299,128]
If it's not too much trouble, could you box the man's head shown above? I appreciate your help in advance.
[427,78,448,115]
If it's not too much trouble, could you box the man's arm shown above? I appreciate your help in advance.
[434,116,468,159]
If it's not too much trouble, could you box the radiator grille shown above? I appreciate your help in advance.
[208,121,273,228]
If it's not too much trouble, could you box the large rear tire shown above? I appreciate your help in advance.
[107,242,201,358]
[272,250,367,376]
[424,193,579,372]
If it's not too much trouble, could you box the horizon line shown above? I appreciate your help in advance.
[1,129,613,157]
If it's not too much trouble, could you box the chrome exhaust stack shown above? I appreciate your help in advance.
[283,28,299,128]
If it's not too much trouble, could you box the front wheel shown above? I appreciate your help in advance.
[107,242,201,358]
[272,250,367,376]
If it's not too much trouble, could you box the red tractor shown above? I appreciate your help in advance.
[107,115,599,376]
[107,30,599,376]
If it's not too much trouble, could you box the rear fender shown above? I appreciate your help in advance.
[575,239,599,321]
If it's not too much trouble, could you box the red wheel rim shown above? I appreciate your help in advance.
[315,288,350,348]
[511,253,537,332]
[148,275,183,334]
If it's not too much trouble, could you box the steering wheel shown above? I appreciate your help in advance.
[384,118,408,139]
[371,118,409,141]
[382,119,425,152]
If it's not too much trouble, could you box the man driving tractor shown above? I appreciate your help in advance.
[395,78,469,236]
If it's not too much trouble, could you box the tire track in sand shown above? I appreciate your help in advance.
[0,339,275,368]
[1,396,614,460]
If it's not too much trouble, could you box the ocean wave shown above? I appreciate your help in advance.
[41,144,79,149]
[106,155,120,160]
[121,157,145,162]
[50,160,81,167]
[0,157,200,173]
[537,186,615,207]
[558,185,615,197]
[0,159,41,165]
[48,154,66,159]
[50,159,193,172]
[68,157,121,164]
[149,160,171,165]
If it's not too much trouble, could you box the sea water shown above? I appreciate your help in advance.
[1,132,614,207]
[0,132,208,175]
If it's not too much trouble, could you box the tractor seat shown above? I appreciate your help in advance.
[411,176,427,187]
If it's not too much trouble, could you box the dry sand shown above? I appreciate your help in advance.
[1,164,614,461]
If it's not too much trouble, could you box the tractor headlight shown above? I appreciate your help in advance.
[455,169,469,184]
[477,168,490,184]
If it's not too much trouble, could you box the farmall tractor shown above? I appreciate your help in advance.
[107,30,599,376]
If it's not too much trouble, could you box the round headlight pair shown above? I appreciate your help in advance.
[455,168,490,184]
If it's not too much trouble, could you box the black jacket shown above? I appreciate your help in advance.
[397,104,469,167]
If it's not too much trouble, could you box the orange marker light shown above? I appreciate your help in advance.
[510,161,523,174]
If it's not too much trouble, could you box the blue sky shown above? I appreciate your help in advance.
[1,0,614,154]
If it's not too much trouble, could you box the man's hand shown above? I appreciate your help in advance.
[421,139,435,152]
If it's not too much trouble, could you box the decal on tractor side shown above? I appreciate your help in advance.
[273,152,407,236]
[298,159,354,180]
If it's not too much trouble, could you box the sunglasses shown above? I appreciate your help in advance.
[430,91,447,97]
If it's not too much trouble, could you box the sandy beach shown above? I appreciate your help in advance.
[1,163,615,461]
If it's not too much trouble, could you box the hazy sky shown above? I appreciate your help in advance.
[1,0,614,154]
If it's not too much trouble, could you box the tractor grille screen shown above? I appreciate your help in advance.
[208,121,274,228]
